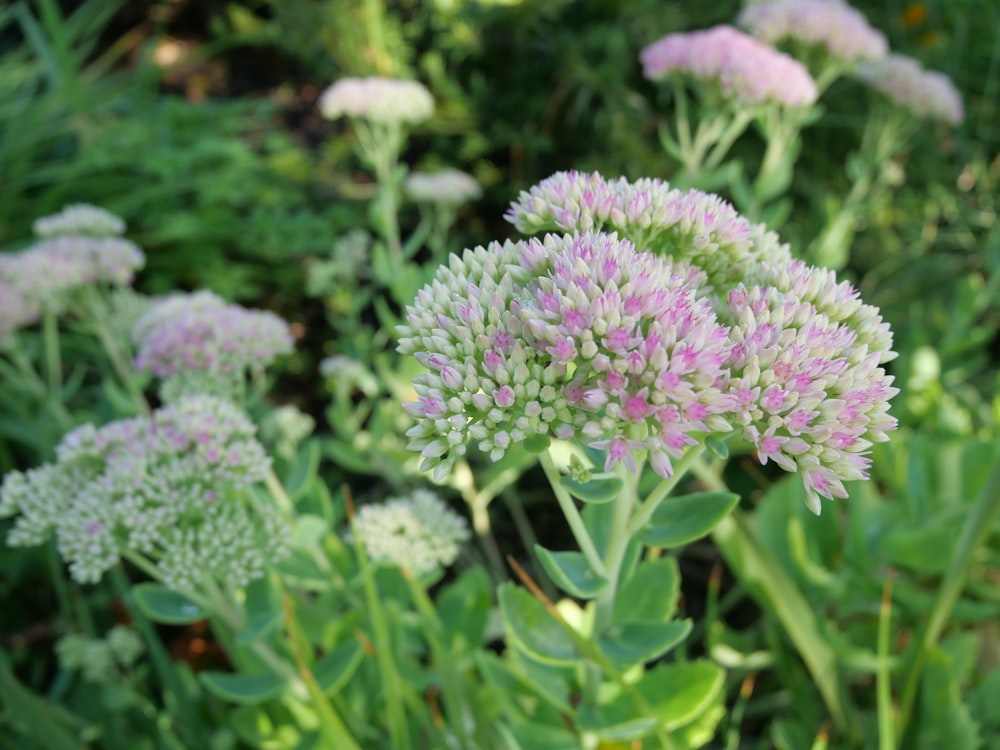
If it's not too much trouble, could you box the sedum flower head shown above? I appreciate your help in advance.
[319,76,434,125]
[33,204,126,238]
[506,171,790,290]
[404,169,483,204]
[0,396,285,590]
[351,489,470,574]
[722,260,898,513]
[133,291,293,398]
[398,231,737,480]
[0,236,144,309]
[739,0,888,65]
[640,25,819,108]
[858,54,964,125]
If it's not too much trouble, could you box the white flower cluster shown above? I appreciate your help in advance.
[260,404,316,461]
[351,489,470,574]
[33,204,126,238]
[0,396,286,591]
[404,169,483,204]
[56,625,144,683]
[319,77,435,125]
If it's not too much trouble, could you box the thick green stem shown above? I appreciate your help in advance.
[592,463,639,635]
[704,110,753,170]
[626,444,708,536]
[538,451,607,578]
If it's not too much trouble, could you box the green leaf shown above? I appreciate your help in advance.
[288,514,331,551]
[284,439,320,500]
[312,640,364,694]
[613,557,680,623]
[498,583,579,665]
[131,583,206,625]
[534,545,608,598]
[437,567,493,651]
[559,473,624,504]
[524,433,552,454]
[598,620,692,669]
[199,671,285,705]
[501,721,581,750]
[236,609,284,644]
[636,491,739,548]
[705,436,729,459]
[575,661,724,741]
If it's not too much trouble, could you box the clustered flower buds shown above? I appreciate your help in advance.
[858,53,964,126]
[404,170,483,204]
[33,203,127,238]
[739,0,888,65]
[57,625,144,683]
[0,234,145,312]
[132,290,293,399]
[0,396,287,590]
[401,171,898,512]
[319,76,435,125]
[640,25,819,108]
[351,489,470,574]
[722,261,898,512]
[399,232,736,482]
[506,171,791,291]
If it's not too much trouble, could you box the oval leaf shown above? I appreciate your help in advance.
[576,660,724,740]
[559,474,624,504]
[636,491,739,548]
[199,671,285,705]
[312,640,364,695]
[523,434,552,454]
[613,558,680,624]
[705,436,730,459]
[598,620,692,669]
[131,583,206,625]
[498,583,579,665]
[534,545,608,598]
[236,609,284,644]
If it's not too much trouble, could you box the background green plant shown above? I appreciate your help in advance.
[2,0,999,748]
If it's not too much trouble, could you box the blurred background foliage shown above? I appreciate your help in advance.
[1,0,999,747]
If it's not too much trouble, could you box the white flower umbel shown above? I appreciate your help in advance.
[351,489,470,575]
[0,395,287,591]
[33,203,126,238]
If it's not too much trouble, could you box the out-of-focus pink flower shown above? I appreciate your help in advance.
[859,53,964,126]
[640,25,819,107]
[740,0,888,65]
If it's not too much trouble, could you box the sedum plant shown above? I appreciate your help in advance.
[395,170,898,744]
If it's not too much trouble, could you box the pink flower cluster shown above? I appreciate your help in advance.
[0,235,144,311]
[739,0,888,65]
[859,54,964,126]
[402,214,898,512]
[506,171,791,290]
[133,291,293,379]
[640,25,819,108]
[398,232,734,482]
[723,261,897,512]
